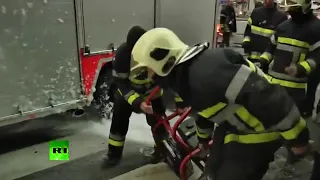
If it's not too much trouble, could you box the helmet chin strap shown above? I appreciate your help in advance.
[177,42,210,65]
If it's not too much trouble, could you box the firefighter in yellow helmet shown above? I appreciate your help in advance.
[131,27,310,180]
[242,0,287,66]
[259,0,320,165]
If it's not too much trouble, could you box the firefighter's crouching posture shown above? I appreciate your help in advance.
[131,27,310,180]
[242,0,287,65]
[103,26,182,167]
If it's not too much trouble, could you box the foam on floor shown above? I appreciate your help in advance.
[110,163,178,180]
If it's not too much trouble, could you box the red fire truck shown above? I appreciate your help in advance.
[0,0,221,127]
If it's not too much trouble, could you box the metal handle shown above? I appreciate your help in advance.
[145,86,161,105]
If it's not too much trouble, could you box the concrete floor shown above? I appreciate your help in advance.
[0,109,155,180]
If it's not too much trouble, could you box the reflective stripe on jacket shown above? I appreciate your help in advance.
[261,15,320,89]
[160,48,309,147]
[195,58,306,144]
[243,6,287,61]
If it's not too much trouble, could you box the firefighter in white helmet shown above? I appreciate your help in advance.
[131,27,310,180]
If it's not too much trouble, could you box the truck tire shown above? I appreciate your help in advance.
[93,65,115,119]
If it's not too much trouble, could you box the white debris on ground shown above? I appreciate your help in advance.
[110,163,178,180]
[110,160,205,180]
[107,151,313,180]
[81,113,155,146]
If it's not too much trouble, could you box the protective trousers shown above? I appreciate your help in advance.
[204,124,281,180]
[310,152,320,180]
[222,32,231,47]
[283,87,306,162]
[305,68,320,115]
[108,91,166,157]
[307,68,320,180]
[284,87,306,113]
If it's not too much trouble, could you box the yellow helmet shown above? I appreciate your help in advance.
[131,28,189,77]
[278,0,312,13]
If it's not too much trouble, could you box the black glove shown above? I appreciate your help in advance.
[259,57,269,73]
[197,142,210,160]
[242,41,251,54]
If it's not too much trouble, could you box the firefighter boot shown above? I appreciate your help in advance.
[310,152,320,180]
[101,146,123,168]
[140,145,163,164]
[150,145,164,164]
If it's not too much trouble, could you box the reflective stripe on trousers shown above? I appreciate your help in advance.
[224,132,280,144]
[109,133,125,147]
[260,52,273,62]
[243,36,250,42]
[196,126,213,139]
[248,51,262,60]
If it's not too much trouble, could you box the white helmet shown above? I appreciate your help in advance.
[131,28,189,77]
[278,0,312,13]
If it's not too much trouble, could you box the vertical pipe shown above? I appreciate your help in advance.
[73,0,85,94]
[80,0,87,48]
[153,0,157,28]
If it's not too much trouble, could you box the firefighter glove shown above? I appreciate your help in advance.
[259,57,270,73]
[292,143,311,158]
[197,142,210,160]
[285,64,298,77]
[140,102,154,114]
[242,41,251,54]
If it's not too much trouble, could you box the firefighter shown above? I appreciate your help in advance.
[220,0,237,47]
[131,28,310,180]
[308,71,320,180]
[102,26,183,167]
[304,66,320,118]
[259,0,320,165]
[242,0,287,66]
[255,1,264,8]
